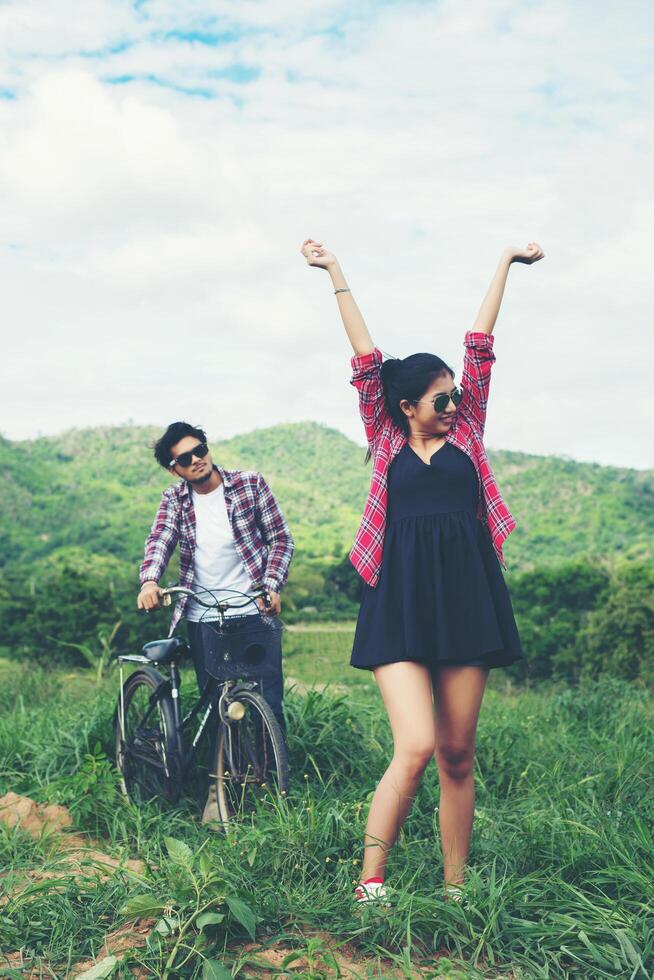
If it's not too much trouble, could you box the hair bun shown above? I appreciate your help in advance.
[380,357,402,383]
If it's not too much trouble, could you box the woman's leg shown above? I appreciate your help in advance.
[361,661,437,881]
[432,665,489,886]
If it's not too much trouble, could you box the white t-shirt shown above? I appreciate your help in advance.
[185,483,257,621]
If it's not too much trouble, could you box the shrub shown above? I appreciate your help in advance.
[580,562,654,685]
[510,561,610,680]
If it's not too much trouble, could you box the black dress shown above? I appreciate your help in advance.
[350,441,524,671]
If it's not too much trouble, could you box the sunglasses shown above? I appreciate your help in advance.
[413,387,464,414]
[169,442,210,468]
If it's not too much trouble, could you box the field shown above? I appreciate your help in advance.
[1,630,653,979]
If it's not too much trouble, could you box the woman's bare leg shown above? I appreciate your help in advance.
[361,661,437,881]
[432,665,489,885]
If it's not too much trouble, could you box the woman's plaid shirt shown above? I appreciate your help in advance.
[349,331,516,587]
[139,465,294,635]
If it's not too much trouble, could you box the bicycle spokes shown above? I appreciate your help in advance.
[119,680,174,803]
[212,693,287,822]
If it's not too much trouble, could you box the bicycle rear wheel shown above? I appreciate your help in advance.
[114,668,181,805]
[210,688,289,825]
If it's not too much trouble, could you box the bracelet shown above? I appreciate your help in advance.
[334,287,351,294]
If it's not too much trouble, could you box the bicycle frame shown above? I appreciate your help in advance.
[117,653,261,780]
[118,585,277,783]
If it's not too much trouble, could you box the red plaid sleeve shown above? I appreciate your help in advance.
[350,348,389,449]
[458,331,496,436]
[254,473,295,592]
[139,489,180,585]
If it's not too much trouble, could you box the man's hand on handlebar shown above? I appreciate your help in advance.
[257,590,281,616]
[137,581,164,611]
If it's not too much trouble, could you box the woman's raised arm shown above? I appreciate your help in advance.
[472,243,545,336]
[300,238,375,356]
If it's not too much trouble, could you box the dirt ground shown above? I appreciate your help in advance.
[0,790,145,893]
[1,793,150,978]
[0,792,506,979]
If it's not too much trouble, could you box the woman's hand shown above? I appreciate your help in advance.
[504,242,545,265]
[300,237,375,354]
[300,238,338,270]
[472,242,545,335]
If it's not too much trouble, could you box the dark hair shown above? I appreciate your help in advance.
[381,352,454,432]
[364,352,454,463]
[153,421,207,469]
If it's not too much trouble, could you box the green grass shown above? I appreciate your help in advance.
[282,626,526,698]
[0,646,653,978]
[284,625,373,694]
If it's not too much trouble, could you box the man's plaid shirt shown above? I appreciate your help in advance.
[349,331,516,588]
[140,465,294,635]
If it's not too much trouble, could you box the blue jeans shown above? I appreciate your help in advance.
[185,618,286,738]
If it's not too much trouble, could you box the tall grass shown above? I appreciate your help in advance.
[0,657,652,978]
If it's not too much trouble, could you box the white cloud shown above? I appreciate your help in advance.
[0,0,652,469]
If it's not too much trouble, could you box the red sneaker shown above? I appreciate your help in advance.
[354,876,388,904]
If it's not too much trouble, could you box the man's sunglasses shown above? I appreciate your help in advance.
[169,442,210,468]
[413,387,464,414]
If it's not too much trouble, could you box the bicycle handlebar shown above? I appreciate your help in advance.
[160,585,268,611]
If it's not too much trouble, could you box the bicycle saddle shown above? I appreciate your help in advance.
[142,636,189,664]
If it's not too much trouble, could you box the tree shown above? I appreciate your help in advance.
[2,547,149,665]
[581,563,654,685]
[510,561,610,680]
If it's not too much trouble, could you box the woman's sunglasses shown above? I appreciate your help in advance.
[169,442,210,468]
[413,387,464,414]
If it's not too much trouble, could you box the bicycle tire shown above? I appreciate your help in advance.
[210,688,289,826]
[114,667,181,805]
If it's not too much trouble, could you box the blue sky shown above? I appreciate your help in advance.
[0,0,652,468]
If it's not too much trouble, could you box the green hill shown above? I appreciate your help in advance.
[2,423,652,682]
[1,422,651,572]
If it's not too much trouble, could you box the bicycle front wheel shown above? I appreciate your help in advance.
[210,688,289,825]
[114,668,181,805]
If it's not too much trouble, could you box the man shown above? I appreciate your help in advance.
[137,421,294,819]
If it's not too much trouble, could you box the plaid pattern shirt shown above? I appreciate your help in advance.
[140,465,294,635]
[349,331,516,587]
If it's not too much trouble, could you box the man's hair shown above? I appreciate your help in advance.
[153,421,207,469]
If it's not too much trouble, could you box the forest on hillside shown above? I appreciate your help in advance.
[1,422,652,684]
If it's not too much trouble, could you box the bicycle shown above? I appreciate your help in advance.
[113,585,289,825]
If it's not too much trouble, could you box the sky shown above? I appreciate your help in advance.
[0,0,652,469]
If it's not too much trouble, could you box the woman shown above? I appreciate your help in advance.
[300,237,544,904]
